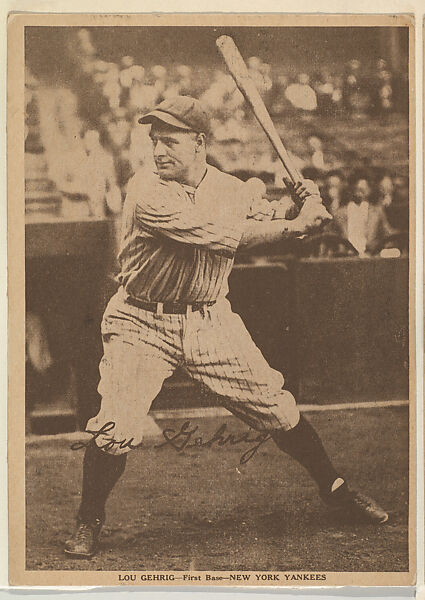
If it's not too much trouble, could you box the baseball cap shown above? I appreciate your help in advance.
[139,95,210,134]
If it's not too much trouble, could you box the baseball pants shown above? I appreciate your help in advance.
[87,286,300,455]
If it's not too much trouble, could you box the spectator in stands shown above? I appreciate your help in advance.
[393,174,409,205]
[25,311,54,433]
[342,59,361,112]
[173,64,194,96]
[118,57,132,107]
[119,55,137,109]
[329,169,396,256]
[201,68,245,122]
[77,28,96,53]
[127,116,156,180]
[200,69,230,115]
[128,69,157,115]
[68,28,96,77]
[313,68,337,117]
[212,109,249,143]
[377,70,394,118]
[376,169,394,207]
[270,74,290,116]
[106,108,131,152]
[92,60,109,86]
[82,129,120,217]
[101,62,121,112]
[25,68,41,151]
[308,135,326,170]
[369,59,394,119]
[258,61,274,105]
[215,137,248,175]
[285,73,317,115]
[331,75,344,114]
[151,64,168,104]
[321,169,346,216]
[387,174,409,231]
[247,56,267,96]
[343,59,371,118]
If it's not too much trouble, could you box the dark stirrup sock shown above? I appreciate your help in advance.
[78,441,127,524]
[271,414,343,495]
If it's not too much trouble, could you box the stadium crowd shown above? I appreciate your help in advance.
[25,28,409,258]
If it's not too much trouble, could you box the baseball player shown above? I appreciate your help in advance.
[64,96,388,559]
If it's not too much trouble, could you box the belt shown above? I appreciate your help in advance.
[125,295,216,315]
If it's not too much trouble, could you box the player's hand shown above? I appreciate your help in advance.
[271,196,299,220]
[293,179,321,203]
[248,196,275,220]
[245,177,274,221]
[294,196,332,233]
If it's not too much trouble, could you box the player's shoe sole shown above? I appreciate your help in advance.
[64,548,98,559]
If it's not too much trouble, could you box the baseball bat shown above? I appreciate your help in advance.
[216,35,303,188]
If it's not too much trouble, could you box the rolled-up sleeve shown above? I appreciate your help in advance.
[129,173,243,257]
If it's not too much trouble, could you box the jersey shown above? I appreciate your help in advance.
[117,165,254,303]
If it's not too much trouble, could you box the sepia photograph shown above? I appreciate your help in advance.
[8,13,415,587]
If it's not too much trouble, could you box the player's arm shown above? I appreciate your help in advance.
[239,179,332,249]
[239,218,302,249]
[132,175,242,257]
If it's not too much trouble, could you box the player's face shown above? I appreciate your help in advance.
[149,123,199,182]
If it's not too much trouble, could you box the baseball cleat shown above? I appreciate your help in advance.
[64,519,102,558]
[342,491,389,524]
[322,482,388,524]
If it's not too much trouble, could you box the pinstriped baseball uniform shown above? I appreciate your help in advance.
[87,165,300,454]
[118,166,247,301]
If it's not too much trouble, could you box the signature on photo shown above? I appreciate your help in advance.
[71,420,271,464]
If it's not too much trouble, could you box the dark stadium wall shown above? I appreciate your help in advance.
[292,257,409,403]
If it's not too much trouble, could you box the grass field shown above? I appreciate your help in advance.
[25,406,409,572]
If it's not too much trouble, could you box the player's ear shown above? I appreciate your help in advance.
[195,132,206,152]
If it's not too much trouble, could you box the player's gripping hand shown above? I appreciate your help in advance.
[289,178,331,233]
[294,195,332,233]
[293,178,322,203]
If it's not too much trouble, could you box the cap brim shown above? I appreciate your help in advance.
[138,110,192,130]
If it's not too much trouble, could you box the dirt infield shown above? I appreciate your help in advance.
[25,407,409,572]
